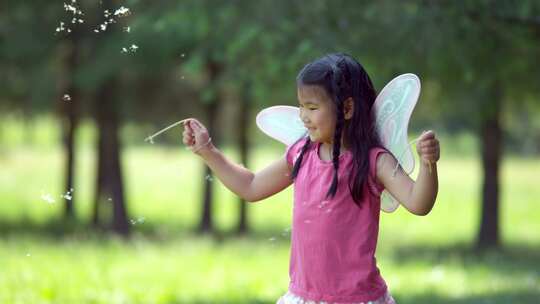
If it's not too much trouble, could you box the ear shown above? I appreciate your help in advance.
[343,97,354,120]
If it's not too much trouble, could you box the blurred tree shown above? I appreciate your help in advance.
[57,20,82,220]
[90,0,130,235]
[0,0,74,217]
[419,1,540,249]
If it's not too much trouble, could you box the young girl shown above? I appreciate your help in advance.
[182,53,440,304]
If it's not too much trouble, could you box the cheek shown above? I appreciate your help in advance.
[317,117,334,137]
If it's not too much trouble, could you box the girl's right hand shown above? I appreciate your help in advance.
[182,118,213,156]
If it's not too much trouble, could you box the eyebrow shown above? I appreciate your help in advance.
[299,100,319,105]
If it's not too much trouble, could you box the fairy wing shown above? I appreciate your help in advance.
[372,73,421,213]
[256,106,307,146]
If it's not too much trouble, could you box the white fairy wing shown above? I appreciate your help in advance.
[256,106,307,146]
[372,74,421,213]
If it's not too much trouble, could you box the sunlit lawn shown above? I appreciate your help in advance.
[0,122,539,303]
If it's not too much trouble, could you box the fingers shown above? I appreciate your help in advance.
[182,118,209,148]
[190,119,205,133]
[419,130,435,140]
[418,130,438,147]
[419,139,439,149]
[182,119,195,146]
[182,130,194,146]
[417,130,440,163]
[183,118,206,133]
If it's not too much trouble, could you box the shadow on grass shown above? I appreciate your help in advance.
[148,289,540,304]
[393,289,540,304]
[0,217,295,243]
[389,242,540,278]
[1,219,539,303]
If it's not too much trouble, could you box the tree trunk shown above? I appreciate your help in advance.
[93,79,130,235]
[198,60,222,234]
[236,81,251,235]
[476,90,502,249]
[59,32,80,220]
[61,90,77,219]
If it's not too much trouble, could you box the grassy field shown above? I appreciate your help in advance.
[0,121,539,303]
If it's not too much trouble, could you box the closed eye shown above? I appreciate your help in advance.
[299,104,317,110]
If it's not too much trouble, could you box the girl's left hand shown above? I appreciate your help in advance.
[416,130,440,165]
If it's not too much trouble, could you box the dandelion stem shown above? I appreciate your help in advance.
[144,119,190,143]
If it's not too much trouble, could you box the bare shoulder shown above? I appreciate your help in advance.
[375,151,397,181]
[374,150,416,212]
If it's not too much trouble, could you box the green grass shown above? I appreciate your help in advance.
[0,121,539,303]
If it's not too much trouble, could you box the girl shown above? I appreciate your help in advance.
[182,53,440,304]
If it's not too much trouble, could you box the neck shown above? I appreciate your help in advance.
[320,141,348,158]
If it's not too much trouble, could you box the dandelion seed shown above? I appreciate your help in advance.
[114,6,131,17]
[61,193,73,200]
[100,24,107,31]
[281,228,291,237]
[107,197,112,201]
[94,29,100,33]
[56,21,66,33]
[130,217,145,225]
[63,0,83,18]
[61,188,73,200]
[41,193,56,204]
[180,53,185,58]
[64,4,77,14]
[78,19,84,23]
[121,47,128,53]
[130,44,138,51]
[124,26,130,33]
[63,94,71,101]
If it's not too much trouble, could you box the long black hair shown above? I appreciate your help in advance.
[291,53,381,207]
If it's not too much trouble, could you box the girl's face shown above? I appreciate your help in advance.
[297,85,336,144]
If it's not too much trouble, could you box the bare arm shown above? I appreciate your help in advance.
[182,118,292,202]
[376,131,440,216]
[198,146,292,202]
